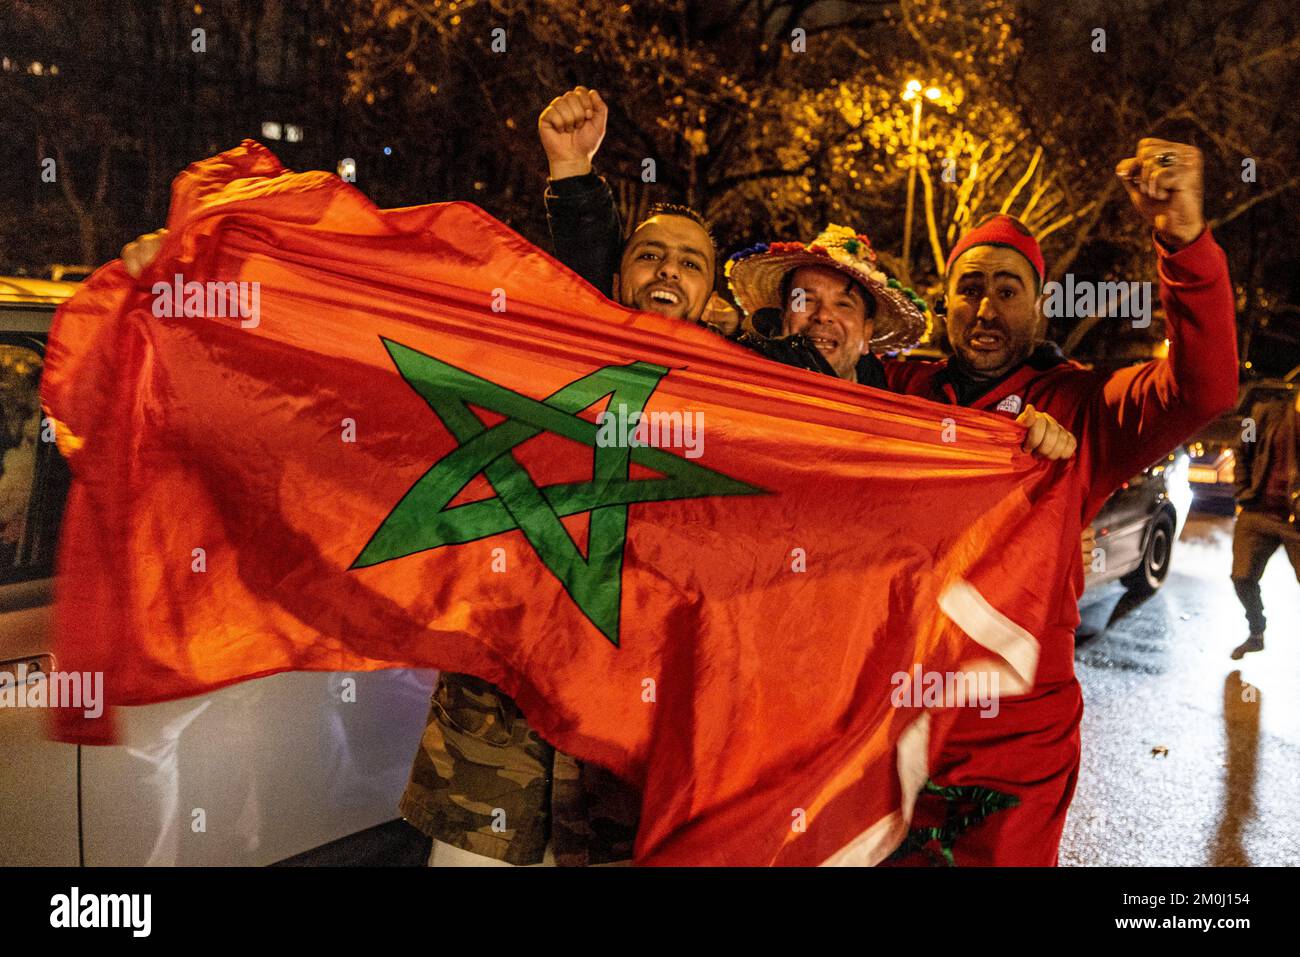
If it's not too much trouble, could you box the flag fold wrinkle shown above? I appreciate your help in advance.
[42,141,1078,866]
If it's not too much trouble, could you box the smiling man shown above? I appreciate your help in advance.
[727,225,1078,462]
[780,265,876,380]
[403,87,724,871]
[538,86,723,330]
[725,224,929,389]
[613,205,717,322]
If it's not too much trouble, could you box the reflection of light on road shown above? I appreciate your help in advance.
[1066,512,1300,865]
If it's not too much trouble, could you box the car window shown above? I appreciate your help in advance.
[0,334,70,584]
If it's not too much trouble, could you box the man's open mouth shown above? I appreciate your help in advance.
[807,333,839,353]
[647,287,682,306]
[967,331,1004,351]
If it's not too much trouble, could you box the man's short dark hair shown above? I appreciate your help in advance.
[639,202,716,250]
[778,268,877,320]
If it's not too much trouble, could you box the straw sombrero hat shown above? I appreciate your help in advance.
[724,224,928,352]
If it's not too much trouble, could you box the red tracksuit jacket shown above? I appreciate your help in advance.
[881,228,1238,865]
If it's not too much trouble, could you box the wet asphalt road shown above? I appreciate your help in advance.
[1061,510,1300,866]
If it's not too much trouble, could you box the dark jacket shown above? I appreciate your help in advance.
[737,330,888,388]
[1234,391,1298,520]
[544,171,623,295]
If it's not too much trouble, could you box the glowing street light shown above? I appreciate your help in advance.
[900,81,944,282]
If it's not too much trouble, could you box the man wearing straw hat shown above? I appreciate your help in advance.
[726,224,1077,457]
[728,137,1236,866]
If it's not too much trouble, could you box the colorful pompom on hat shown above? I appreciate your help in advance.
[724,224,928,352]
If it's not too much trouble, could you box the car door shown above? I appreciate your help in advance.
[0,311,80,865]
[79,667,437,865]
[1089,473,1152,582]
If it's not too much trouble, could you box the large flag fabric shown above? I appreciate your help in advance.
[43,141,1081,866]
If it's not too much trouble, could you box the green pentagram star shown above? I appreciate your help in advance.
[352,338,766,645]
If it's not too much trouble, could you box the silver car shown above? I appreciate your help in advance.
[1084,449,1192,595]
[1,277,435,866]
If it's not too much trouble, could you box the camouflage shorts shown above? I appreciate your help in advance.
[400,672,640,866]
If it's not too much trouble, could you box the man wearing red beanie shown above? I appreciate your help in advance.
[882,137,1239,865]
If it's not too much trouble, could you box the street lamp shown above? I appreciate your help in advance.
[901,80,943,282]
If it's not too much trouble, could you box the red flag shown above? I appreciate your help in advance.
[43,142,1080,865]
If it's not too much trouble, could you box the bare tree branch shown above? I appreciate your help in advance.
[1209,174,1300,230]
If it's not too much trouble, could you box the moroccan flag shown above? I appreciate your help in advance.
[43,142,1080,866]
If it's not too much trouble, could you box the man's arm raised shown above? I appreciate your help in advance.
[540,87,624,296]
[1086,138,1238,514]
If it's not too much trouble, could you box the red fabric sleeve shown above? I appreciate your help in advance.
[1083,228,1238,517]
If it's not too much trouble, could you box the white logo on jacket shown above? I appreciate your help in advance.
[996,394,1023,414]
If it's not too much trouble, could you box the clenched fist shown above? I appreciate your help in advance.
[1115,138,1205,249]
[538,86,608,181]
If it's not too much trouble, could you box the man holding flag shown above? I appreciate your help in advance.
[56,128,1108,865]
[878,139,1235,863]
[722,138,1236,865]
[116,92,739,867]
[402,86,1080,867]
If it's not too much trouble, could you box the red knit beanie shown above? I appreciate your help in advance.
[945,215,1045,288]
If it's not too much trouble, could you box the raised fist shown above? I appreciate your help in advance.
[1115,138,1205,248]
[538,86,608,181]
